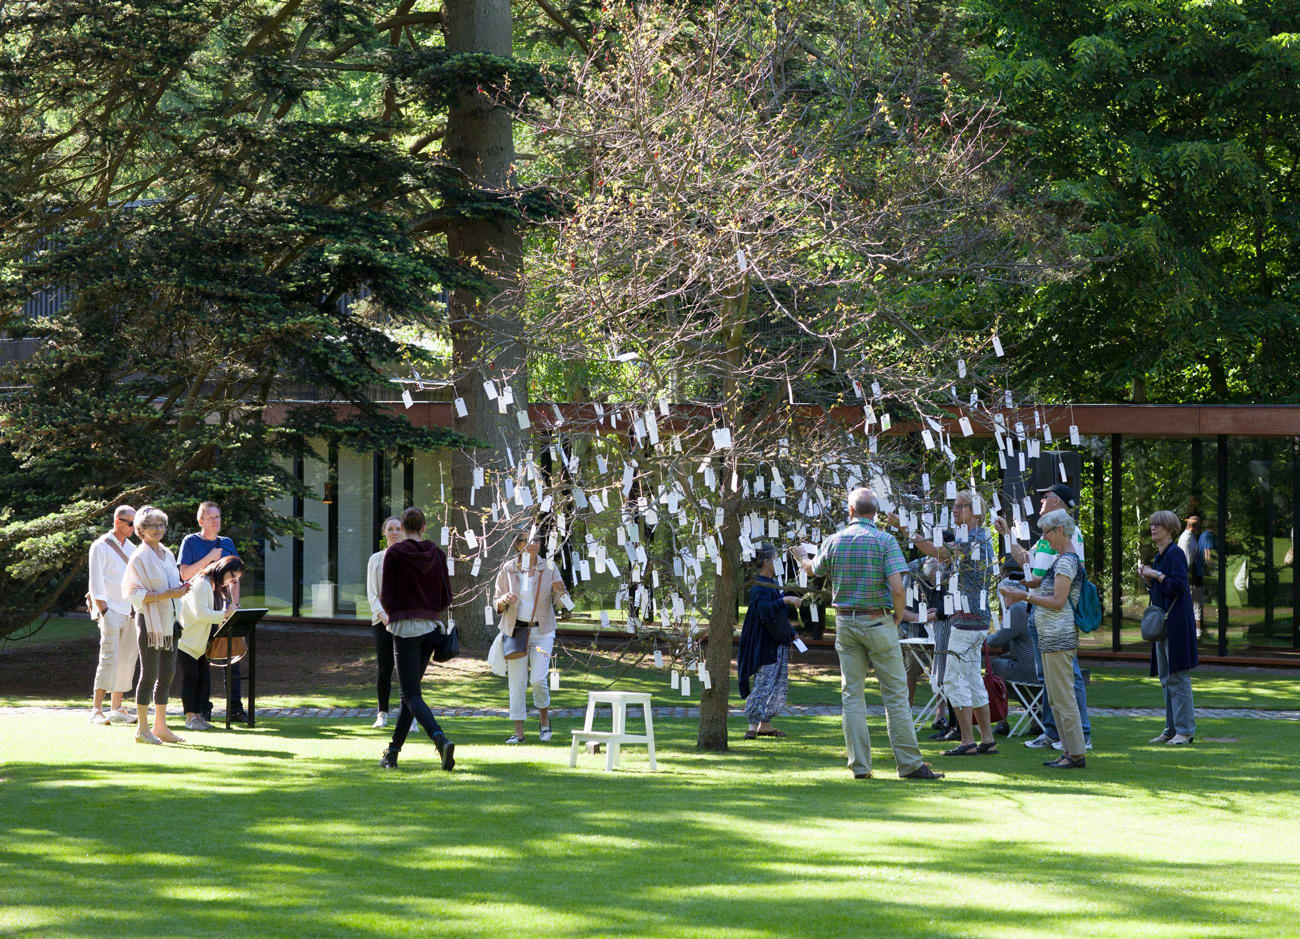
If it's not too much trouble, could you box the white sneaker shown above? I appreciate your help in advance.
[1051,737,1093,751]
[1167,733,1194,745]
[505,734,524,745]
[1024,733,1053,749]
[184,716,211,731]
[108,708,132,723]
[538,726,553,743]
[90,711,110,725]
[371,710,389,729]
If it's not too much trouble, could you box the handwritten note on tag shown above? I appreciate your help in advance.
[959,416,974,437]
[1069,425,1081,445]
[793,637,808,653]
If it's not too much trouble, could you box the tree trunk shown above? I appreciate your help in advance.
[444,0,525,644]
[698,494,740,750]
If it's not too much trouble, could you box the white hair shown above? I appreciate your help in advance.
[848,487,878,517]
[112,505,135,521]
[137,506,169,530]
[1038,508,1076,539]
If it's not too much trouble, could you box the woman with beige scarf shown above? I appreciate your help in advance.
[492,529,568,744]
[122,506,191,744]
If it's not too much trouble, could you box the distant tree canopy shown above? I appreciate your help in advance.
[964,0,1300,403]
[0,0,551,635]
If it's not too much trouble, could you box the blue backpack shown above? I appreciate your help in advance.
[1054,552,1102,633]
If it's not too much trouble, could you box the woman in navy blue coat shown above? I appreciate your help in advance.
[736,543,803,739]
[1139,511,1198,745]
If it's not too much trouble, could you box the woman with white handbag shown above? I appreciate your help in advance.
[492,528,569,744]
[1139,510,1198,745]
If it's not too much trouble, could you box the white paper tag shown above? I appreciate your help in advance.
[680,675,691,696]
[653,649,664,668]
[549,670,560,690]
[517,410,530,430]
[793,637,808,653]
[880,413,891,431]
[454,397,468,418]
[992,335,1004,357]
[959,416,973,437]
[670,670,680,689]
[401,389,414,409]
[1069,424,1081,445]
[483,380,498,400]
[483,604,494,626]
[957,359,966,379]
[560,593,575,611]
[921,429,935,450]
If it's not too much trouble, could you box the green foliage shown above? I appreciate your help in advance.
[0,0,545,635]
[964,0,1300,402]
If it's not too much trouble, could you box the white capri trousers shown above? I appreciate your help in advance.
[933,627,989,709]
[93,609,139,694]
[507,631,554,720]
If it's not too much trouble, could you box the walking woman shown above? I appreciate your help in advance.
[366,516,404,728]
[122,506,191,745]
[377,507,455,771]
[493,528,569,744]
[737,543,802,739]
[1139,511,1198,745]
[998,509,1087,770]
[178,556,244,731]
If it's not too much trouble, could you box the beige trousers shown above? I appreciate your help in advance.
[93,608,139,694]
[1043,649,1086,757]
[835,613,924,777]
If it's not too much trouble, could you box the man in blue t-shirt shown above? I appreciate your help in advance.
[179,501,244,721]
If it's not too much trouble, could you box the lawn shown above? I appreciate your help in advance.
[1,711,1298,937]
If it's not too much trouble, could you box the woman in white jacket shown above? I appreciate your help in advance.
[178,556,244,730]
[121,506,191,745]
[493,529,569,744]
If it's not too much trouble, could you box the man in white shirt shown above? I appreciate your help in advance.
[88,505,138,724]
[366,516,405,728]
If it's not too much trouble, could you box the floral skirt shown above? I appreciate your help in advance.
[745,644,790,723]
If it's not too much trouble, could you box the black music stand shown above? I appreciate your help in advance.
[211,608,268,729]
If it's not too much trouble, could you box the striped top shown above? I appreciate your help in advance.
[811,519,908,611]
[1035,553,1082,653]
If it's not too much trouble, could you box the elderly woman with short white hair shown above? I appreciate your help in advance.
[998,508,1087,770]
[122,506,192,744]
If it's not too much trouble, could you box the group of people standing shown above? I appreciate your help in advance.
[736,482,1201,778]
[88,501,246,743]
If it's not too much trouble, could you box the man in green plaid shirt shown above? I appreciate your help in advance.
[803,488,944,781]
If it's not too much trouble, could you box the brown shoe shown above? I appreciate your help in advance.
[902,763,945,781]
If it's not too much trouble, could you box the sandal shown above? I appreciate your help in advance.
[942,743,980,757]
[976,742,999,755]
[743,730,757,740]
[756,729,787,737]
[1044,755,1086,769]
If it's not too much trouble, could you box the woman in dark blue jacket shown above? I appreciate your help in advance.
[737,543,803,739]
[1139,511,1198,745]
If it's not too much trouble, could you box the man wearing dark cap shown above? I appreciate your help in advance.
[994,482,1093,752]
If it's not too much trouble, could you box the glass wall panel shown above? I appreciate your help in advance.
[254,457,294,615]
[338,447,374,619]
[301,442,332,616]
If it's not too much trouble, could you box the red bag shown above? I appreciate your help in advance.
[982,646,1008,723]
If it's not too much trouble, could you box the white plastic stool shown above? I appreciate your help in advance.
[569,691,657,771]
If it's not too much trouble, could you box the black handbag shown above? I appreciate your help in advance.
[433,623,460,663]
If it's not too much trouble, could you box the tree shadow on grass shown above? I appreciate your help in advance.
[1,718,1298,937]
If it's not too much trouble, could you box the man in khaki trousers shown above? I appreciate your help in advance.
[803,488,944,781]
